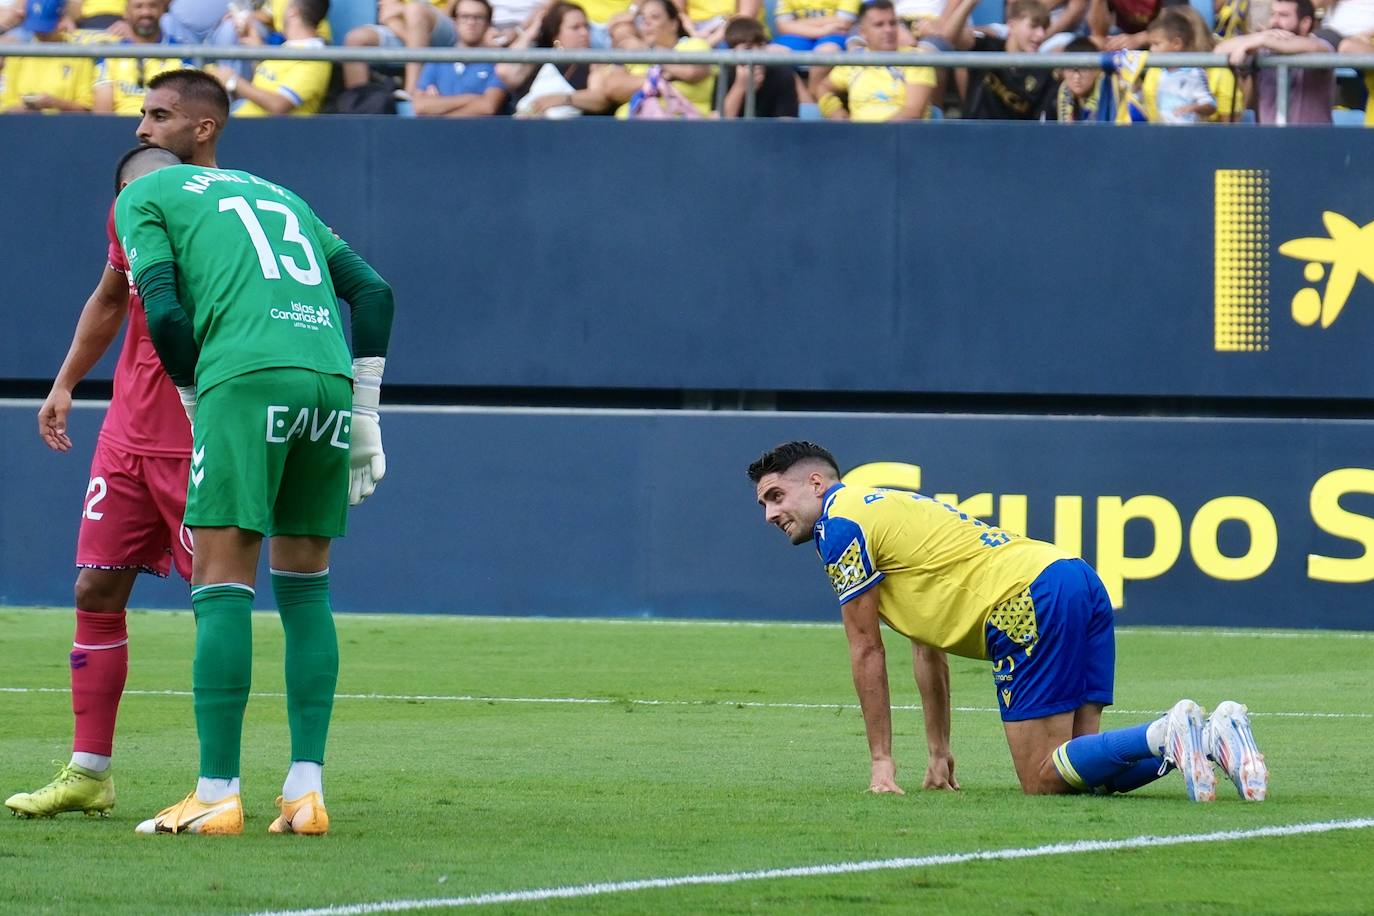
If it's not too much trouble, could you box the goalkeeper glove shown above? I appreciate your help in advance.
[349,357,386,506]
[175,385,197,425]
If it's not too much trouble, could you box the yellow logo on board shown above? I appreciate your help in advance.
[1215,169,1373,350]
[1277,213,1374,330]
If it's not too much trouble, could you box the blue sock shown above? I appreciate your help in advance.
[1100,757,1170,794]
[1052,723,1157,792]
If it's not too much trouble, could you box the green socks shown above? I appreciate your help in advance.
[190,584,254,779]
[271,570,338,764]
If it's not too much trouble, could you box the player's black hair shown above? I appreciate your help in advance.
[857,0,895,20]
[146,68,231,126]
[114,145,179,195]
[292,0,330,29]
[747,442,841,484]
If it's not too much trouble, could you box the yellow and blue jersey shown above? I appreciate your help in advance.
[0,53,96,111]
[775,0,859,22]
[233,40,331,116]
[814,483,1072,660]
[95,45,193,115]
[827,54,936,122]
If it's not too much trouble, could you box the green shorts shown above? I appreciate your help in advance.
[186,368,352,538]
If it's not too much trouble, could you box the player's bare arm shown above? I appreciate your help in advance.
[912,641,959,790]
[840,589,903,794]
[39,265,131,452]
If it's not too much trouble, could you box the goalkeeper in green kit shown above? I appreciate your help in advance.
[114,147,395,836]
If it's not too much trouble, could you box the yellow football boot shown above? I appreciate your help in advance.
[268,791,329,835]
[6,763,115,818]
[135,792,243,835]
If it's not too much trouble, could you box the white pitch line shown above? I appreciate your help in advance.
[2,685,1369,719]
[247,818,1374,916]
[8,605,1374,639]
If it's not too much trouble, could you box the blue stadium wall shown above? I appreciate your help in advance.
[2,119,1372,629]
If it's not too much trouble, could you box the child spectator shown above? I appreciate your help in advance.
[720,14,799,116]
[938,0,1059,119]
[1145,10,1214,122]
[1142,6,1242,121]
[1056,35,1109,120]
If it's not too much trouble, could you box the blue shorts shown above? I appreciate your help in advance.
[985,558,1115,723]
[772,33,848,53]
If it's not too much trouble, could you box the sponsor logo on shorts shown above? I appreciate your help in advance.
[266,406,350,450]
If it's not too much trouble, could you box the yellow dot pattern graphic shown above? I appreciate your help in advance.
[1214,169,1270,353]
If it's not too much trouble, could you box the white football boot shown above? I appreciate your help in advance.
[1205,701,1269,801]
[1162,699,1216,802]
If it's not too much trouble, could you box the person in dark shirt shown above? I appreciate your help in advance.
[937,0,1059,119]
[720,15,800,117]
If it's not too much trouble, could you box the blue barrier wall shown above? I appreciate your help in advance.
[3,119,1374,398]
[3,401,1371,629]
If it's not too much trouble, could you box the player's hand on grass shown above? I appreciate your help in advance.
[37,387,73,452]
[868,758,905,795]
[348,409,385,506]
[922,753,960,791]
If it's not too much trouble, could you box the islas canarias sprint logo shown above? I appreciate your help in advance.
[1214,169,1374,351]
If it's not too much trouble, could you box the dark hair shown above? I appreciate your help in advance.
[640,0,688,39]
[747,441,841,484]
[114,145,180,195]
[1146,10,1192,46]
[1274,0,1315,22]
[858,0,894,20]
[292,0,329,28]
[1005,0,1050,27]
[146,68,230,125]
[536,1,586,47]
[457,0,493,21]
[1064,35,1097,53]
[723,14,766,47]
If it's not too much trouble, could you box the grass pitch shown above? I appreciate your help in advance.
[1,607,1371,915]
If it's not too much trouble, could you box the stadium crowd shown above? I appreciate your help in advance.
[1,0,1372,120]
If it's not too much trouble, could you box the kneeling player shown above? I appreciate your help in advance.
[749,441,1268,801]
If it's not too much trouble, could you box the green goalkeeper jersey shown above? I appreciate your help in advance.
[116,165,353,394]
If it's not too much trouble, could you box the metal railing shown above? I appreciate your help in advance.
[3,41,1371,125]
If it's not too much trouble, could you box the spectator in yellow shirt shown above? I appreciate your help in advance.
[674,0,762,47]
[1338,33,1374,125]
[0,0,94,112]
[817,0,935,120]
[210,0,331,115]
[93,0,191,114]
[594,0,716,116]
